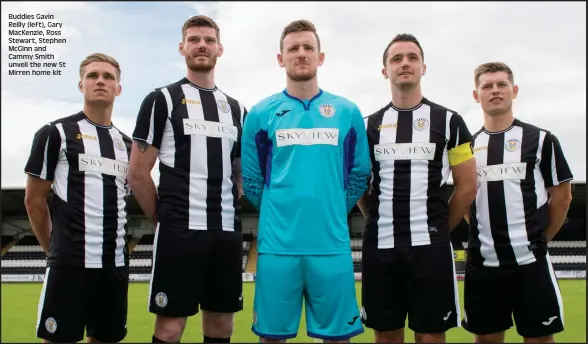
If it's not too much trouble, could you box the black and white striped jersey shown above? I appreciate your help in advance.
[24,112,132,268]
[469,119,573,267]
[132,78,247,232]
[363,98,474,249]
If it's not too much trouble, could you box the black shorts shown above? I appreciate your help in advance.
[462,254,564,338]
[36,265,129,343]
[148,225,244,317]
[361,242,460,334]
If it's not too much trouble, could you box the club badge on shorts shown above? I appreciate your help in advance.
[319,104,335,118]
[45,317,57,334]
[155,292,168,308]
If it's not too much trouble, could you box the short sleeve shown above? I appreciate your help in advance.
[234,106,248,159]
[132,90,169,150]
[24,124,62,181]
[540,132,573,188]
[447,113,474,166]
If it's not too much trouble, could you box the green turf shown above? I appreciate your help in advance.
[2,280,585,343]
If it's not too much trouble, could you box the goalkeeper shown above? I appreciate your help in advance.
[241,19,371,343]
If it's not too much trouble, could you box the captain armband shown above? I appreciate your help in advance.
[448,142,474,166]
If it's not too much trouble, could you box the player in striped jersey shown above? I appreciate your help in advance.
[462,62,573,343]
[24,53,131,343]
[127,16,246,344]
[358,34,478,343]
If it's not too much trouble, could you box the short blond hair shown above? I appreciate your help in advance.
[79,53,121,80]
[474,62,514,88]
[280,19,321,52]
[182,15,220,42]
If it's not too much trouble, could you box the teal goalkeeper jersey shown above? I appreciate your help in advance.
[241,89,371,255]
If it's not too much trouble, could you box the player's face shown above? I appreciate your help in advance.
[180,26,223,72]
[278,31,324,82]
[382,41,426,88]
[473,71,519,116]
[78,62,121,106]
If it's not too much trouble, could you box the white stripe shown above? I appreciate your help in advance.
[376,108,398,248]
[214,91,236,231]
[110,128,130,267]
[147,223,161,310]
[40,134,50,179]
[472,133,499,266]
[53,124,69,202]
[158,88,176,168]
[545,252,565,325]
[36,267,51,333]
[535,131,549,208]
[550,137,559,186]
[440,111,453,185]
[182,84,209,230]
[449,244,461,327]
[79,121,104,268]
[503,126,535,265]
[147,96,155,145]
[409,107,431,245]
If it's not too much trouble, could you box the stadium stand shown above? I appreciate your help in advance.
[1,183,586,281]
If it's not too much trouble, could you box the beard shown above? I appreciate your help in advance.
[286,67,317,82]
[186,53,218,72]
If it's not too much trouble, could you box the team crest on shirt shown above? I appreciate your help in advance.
[505,138,520,152]
[217,100,231,113]
[318,104,336,118]
[113,137,125,151]
[45,317,57,334]
[155,292,168,308]
[413,117,429,131]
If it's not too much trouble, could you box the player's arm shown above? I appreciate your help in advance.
[240,106,266,211]
[127,90,168,227]
[447,114,478,231]
[540,133,573,242]
[346,106,371,213]
[23,124,61,254]
[357,191,369,218]
[233,107,248,198]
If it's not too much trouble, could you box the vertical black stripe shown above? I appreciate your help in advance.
[160,84,190,230]
[539,134,554,186]
[468,132,484,265]
[487,133,517,266]
[225,95,243,232]
[62,121,87,266]
[520,126,543,259]
[427,108,449,242]
[200,90,223,231]
[392,111,413,247]
[96,128,118,267]
[366,112,384,248]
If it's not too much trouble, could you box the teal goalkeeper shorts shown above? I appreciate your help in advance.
[251,253,364,340]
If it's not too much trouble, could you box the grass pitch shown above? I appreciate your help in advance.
[2,281,586,343]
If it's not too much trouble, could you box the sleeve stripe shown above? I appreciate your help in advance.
[39,136,50,180]
[550,142,558,186]
[147,100,155,145]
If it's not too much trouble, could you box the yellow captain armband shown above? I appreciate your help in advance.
[448,142,474,166]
